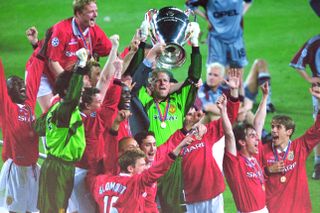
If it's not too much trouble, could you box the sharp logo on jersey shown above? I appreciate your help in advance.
[181,142,204,156]
[99,182,127,195]
[213,10,239,18]
[51,37,59,47]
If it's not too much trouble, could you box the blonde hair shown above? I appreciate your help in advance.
[73,0,96,15]
[206,62,225,77]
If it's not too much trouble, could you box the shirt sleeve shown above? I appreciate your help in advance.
[289,40,308,71]
[156,129,185,161]
[140,153,175,186]
[25,54,45,109]
[131,61,153,96]
[53,71,83,127]
[123,42,146,77]
[92,25,112,57]
[0,59,13,121]
[205,99,240,144]
[47,24,66,62]
[99,79,122,128]
[296,112,320,156]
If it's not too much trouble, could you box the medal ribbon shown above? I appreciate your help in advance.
[272,141,291,162]
[240,154,264,185]
[272,141,291,179]
[73,19,92,56]
[155,99,170,124]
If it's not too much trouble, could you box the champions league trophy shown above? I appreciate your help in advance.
[145,7,194,70]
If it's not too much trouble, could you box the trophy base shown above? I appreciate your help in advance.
[156,44,186,70]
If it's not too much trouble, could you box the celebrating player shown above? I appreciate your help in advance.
[0,29,51,213]
[38,0,112,112]
[224,83,269,212]
[262,86,320,212]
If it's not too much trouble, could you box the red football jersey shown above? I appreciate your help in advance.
[46,17,112,81]
[224,152,266,212]
[76,80,122,169]
[0,57,43,166]
[262,113,320,213]
[155,99,240,203]
[87,154,174,213]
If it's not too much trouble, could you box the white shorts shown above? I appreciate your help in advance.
[186,193,224,213]
[37,74,53,98]
[0,159,40,212]
[237,206,269,213]
[68,167,96,213]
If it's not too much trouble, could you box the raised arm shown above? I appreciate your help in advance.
[253,83,268,140]
[96,34,120,99]
[217,94,237,156]
[179,22,202,115]
[122,28,145,76]
[26,26,39,49]
[103,109,131,175]
[54,49,88,127]
[130,42,166,95]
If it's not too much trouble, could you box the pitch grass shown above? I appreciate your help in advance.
[0,0,319,212]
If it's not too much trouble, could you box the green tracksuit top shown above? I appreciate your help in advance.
[45,103,85,161]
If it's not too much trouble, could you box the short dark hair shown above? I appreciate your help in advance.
[119,149,146,173]
[6,75,23,93]
[272,115,295,138]
[86,60,100,79]
[79,87,100,111]
[54,71,73,98]
[233,122,255,150]
[134,131,155,147]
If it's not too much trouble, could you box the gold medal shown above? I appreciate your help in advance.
[160,122,167,129]
[280,176,286,183]
[262,184,265,191]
